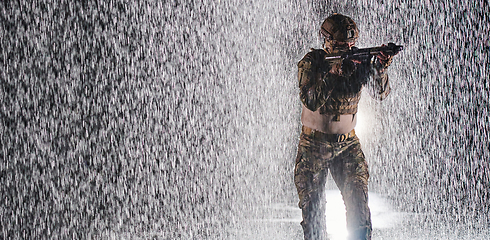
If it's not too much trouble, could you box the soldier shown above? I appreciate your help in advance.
[294,13,398,240]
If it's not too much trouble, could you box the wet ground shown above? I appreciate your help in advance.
[241,190,490,240]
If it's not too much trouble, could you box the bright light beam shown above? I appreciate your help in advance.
[325,190,400,240]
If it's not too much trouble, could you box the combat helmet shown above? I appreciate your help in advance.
[320,13,358,43]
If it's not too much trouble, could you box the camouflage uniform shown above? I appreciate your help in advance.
[295,48,391,240]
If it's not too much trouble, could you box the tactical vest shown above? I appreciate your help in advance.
[319,71,365,120]
[319,91,362,120]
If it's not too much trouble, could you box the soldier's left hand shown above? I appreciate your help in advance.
[377,44,397,66]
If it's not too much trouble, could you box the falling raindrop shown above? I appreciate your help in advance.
[0,0,488,239]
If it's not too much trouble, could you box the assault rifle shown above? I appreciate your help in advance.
[324,42,403,61]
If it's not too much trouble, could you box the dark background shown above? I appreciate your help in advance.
[1,0,489,239]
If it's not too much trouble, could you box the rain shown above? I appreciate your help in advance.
[1,0,489,239]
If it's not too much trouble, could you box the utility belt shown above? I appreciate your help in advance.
[302,126,356,142]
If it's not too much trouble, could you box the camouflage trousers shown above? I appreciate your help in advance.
[294,127,372,240]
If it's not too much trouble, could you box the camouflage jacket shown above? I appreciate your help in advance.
[298,48,391,115]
